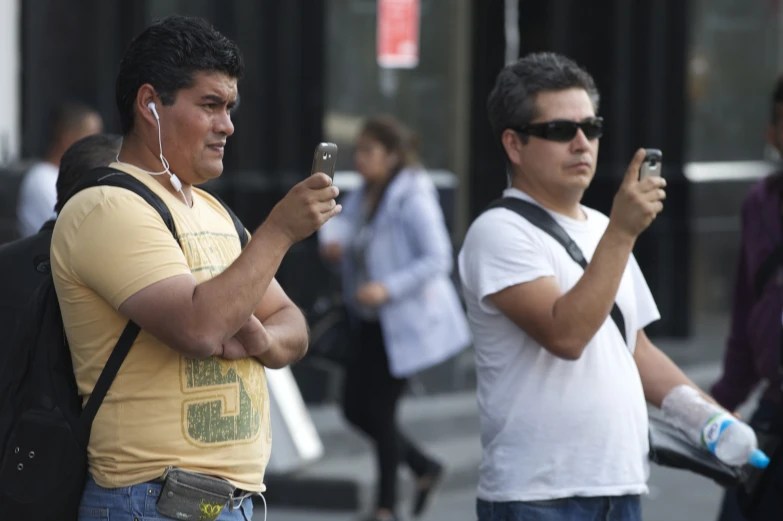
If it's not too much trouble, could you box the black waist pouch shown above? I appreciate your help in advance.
[156,467,238,521]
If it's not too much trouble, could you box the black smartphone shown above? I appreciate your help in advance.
[639,149,663,180]
[311,142,338,179]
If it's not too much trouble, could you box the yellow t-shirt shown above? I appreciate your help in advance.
[51,162,271,491]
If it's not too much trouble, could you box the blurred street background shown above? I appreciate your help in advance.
[2,0,783,519]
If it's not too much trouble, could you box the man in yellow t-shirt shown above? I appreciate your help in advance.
[51,15,341,521]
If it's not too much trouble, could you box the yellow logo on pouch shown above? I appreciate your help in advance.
[199,499,224,521]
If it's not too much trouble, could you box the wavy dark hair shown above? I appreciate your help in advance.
[115,15,245,135]
[487,52,599,160]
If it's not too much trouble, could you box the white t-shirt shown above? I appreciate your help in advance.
[17,161,58,237]
[458,188,660,502]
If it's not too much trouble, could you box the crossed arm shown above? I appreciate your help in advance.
[222,278,309,368]
[118,224,309,368]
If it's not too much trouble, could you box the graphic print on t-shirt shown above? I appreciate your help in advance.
[181,357,269,446]
[177,229,271,448]
[179,230,243,276]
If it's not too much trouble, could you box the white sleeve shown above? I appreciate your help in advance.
[17,169,57,237]
[317,214,354,248]
[459,209,556,313]
[629,254,660,330]
[317,190,360,248]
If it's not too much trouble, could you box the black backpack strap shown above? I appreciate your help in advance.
[198,186,249,249]
[67,167,177,238]
[68,167,180,439]
[487,197,628,346]
[77,321,140,437]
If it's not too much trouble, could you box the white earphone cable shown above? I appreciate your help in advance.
[115,103,188,205]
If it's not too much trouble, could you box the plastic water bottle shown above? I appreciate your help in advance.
[661,385,770,469]
[702,413,770,467]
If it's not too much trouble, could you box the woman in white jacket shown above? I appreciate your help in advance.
[319,115,471,521]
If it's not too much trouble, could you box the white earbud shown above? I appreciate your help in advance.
[148,101,160,121]
[114,100,186,205]
[145,100,184,198]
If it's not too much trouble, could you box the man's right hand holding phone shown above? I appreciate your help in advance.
[264,172,342,245]
[607,148,667,242]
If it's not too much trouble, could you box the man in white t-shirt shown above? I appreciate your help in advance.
[16,102,103,237]
[459,52,708,521]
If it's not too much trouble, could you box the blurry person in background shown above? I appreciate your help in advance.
[0,133,121,369]
[16,102,103,237]
[710,75,783,521]
[319,115,471,521]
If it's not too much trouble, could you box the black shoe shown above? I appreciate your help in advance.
[412,463,445,517]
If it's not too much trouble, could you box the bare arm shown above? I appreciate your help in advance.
[251,279,309,368]
[119,174,339,358]
[256,308,308,368]
[488,226,635,360]
[219,279,308,368]
[634,329,718,408]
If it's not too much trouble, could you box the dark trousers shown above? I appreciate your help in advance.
[477,496,642,521]
[341,319,435,510]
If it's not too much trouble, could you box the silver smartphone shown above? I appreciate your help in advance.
[311,142,338,179]
[639,149,663,180]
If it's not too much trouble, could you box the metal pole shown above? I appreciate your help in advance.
[452,0,472,239]
[0,0,20,162]
[504,0,519,64]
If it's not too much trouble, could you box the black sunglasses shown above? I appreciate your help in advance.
[513,117,604,142]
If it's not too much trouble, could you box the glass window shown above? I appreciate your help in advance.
[323,0,470,173]
[687,0,783,161]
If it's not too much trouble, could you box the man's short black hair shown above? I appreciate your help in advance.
[55,133,122,213]
[771,75,783,125]
[487,52,600,154]
[115,15,245,135]
[46,102,99,149]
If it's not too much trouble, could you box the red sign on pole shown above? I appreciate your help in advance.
[377,0,420,69]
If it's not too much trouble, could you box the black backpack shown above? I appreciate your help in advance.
[0,167,247,521]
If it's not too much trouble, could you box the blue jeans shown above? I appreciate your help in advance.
[476,495,642,521]
[78,474,254,521]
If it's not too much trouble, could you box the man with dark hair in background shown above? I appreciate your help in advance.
[0,133,121,364]
[16,102,103,237]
